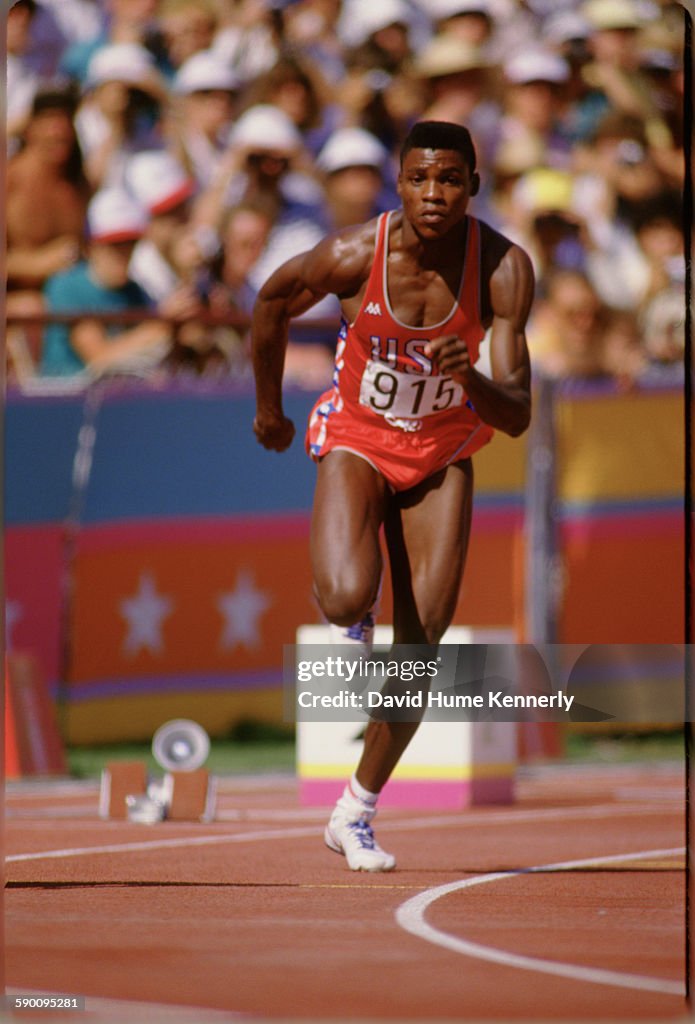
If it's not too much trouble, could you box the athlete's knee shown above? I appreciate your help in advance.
[315,571,376,628]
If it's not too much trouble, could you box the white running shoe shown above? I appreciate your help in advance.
[324,803,396,872]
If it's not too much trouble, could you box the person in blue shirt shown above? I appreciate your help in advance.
[41,188,171,377]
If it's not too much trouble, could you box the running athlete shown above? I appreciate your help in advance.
[252,121,534,871]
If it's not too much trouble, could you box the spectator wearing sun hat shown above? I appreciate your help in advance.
[576,0,670,142]
[411,34,499,166]
[75,42,168,189]
[41,188,171,377]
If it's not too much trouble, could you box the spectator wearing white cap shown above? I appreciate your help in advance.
[332,0,423,157]
[59,0,161,87]
[76,42,167,189]
[193,103,331,355]
[196,104,321,232]
[316,127,392,230]
[127,150,245,379]
[422,0,496,49]
[169,51,240,191]
[239,56,336,159]
[496,48,573,172]
[337,0,413,66]
[125,149,201,306]
[41,188,171,377]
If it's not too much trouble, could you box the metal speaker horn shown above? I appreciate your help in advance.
[152,719,211,772]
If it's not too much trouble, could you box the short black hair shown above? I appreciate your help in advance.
[400,120,477,173]
[31,87,79,119]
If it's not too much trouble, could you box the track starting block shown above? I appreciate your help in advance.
[99,763,216,822]
[99,761,148,820]
[165,769,216,823]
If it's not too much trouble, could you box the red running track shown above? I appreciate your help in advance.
[4,762,687,1021]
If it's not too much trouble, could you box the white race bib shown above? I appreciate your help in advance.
[359,360,464,421]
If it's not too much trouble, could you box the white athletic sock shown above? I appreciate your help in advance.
[332,773,380,824]
[347,772,379,805]
[337,770,378,819]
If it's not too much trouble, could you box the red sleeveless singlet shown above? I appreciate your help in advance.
[305,210,494,491]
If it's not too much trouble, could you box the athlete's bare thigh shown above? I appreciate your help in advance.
[385,459,474,644]
[310,450,389,628]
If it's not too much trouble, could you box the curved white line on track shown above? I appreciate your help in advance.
[395,846,685,998]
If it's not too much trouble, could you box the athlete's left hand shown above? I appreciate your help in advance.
[425,334,474,384]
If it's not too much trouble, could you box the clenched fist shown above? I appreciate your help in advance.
[253,411,296,452]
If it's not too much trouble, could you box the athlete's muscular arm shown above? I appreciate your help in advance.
[252,225,374,451]
[425,244,534,437]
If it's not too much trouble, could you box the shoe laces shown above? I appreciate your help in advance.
[347,817,377,850]
[346,611,375,643]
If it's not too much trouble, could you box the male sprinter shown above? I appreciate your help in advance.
[252,121,534,871]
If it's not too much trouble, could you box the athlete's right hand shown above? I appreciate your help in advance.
[253,412,296,452]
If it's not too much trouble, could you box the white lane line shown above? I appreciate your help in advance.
[395,846,686,997]
[6,826,323,863]
[6,802,683,864]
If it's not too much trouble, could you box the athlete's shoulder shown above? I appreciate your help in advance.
[317,215,382,263]
[302,215,383,298]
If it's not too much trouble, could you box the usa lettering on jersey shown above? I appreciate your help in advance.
[369,335,433,375]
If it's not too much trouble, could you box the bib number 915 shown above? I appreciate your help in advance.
[359,360,463,420]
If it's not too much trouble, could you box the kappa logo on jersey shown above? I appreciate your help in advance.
[365,302,382,315]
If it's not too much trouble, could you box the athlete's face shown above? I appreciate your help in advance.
[398,149,479,239]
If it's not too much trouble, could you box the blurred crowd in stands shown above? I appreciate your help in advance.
[6,0,686,388]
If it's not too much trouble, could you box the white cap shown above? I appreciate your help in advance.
[125,151,195,216]
[317,127,388,174]
[413,35,488,77]
[542,11,591,45]
[174,51,240,95]
[87,188,148,243]
[86,43,163,95]
[427,0,493,20]
[229,104,302,154]
[504,49,570,84]
[582,0,643,30]
[337,0,411,48]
